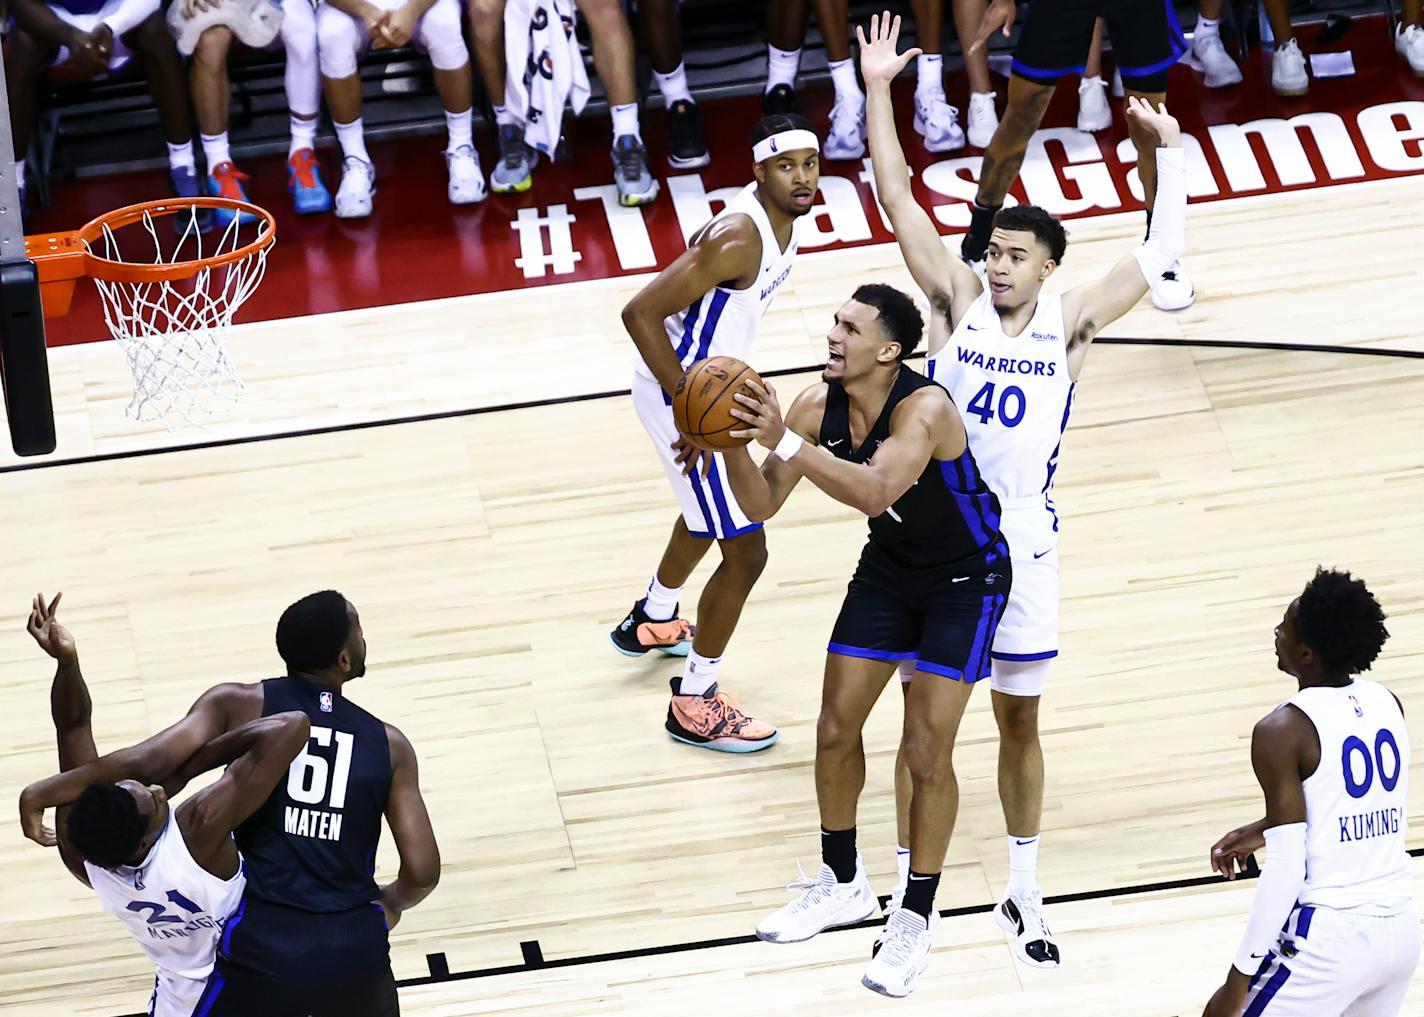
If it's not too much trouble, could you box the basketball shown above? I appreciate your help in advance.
[672,356,765,451]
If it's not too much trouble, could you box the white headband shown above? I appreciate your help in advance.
[752,129,820,163]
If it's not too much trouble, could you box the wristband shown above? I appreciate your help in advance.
[772,430,804,462]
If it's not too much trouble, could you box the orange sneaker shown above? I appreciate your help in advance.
[610,598,694,657]
[665,678,779,752]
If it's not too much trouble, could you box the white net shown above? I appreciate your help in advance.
[87,203,272,430]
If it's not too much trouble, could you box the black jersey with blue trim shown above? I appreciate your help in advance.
[234,676,392,913]
[818,366,1007,569]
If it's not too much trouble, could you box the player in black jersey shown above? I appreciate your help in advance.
[723,283,1009,998]
[21,590,439,1017]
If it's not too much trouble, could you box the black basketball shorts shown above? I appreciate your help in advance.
[1012,0,1189,93]
[192,898,399,1017]
[827,543,1010,682]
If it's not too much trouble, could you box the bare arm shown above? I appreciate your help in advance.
[378,724,440,922]
[1063,99,1184,377]
[733,380,958,518]
[859,13,981,342]
[12,0,87,47]
[20,681,262,844]
[623,215,762,396]
[720,384,827,522]
[177,713,312,866]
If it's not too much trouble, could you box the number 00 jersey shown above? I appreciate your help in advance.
[929,291,1077,514]
[1289,679,1413,914]
[234,676,393,913]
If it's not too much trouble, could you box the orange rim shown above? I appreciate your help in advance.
[32,197,277,285]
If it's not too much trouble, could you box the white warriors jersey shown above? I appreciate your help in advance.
[930,290,1076,532]
[634,182,797,382]
[84,807,246,981]
[1288,679,1413,914]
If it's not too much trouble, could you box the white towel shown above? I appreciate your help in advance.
[503,0,590,156]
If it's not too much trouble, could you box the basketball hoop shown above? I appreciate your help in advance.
[26,196,275,430]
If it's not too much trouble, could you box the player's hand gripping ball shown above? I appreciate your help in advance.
[673,356,766,451]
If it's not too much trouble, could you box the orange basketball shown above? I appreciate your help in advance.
[672,356,765,451]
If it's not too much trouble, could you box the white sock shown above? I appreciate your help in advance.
[765,44,801,90]
[1196,15,1220,34]
[1007,834,1040,897]
[644,576,682,621]
[653,62,693,105]
[916,53,944,96]
[828,57,861,105]
[896,845,911,885]
[678,650,721,697]
[493,103,519,127]
[289,115,318,157]
[334,118,371,164]
[200,132,231,170]
[611,102,641,142]
[445,107,473,152]
[167,140,196,173]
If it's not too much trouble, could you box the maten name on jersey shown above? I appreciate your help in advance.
[284,805,344,841]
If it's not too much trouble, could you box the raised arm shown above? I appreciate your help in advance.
[1202,706,1312,1017]
[1063,98,1185,378]
[858,13,981,339]
[177,712,312,867]
[622,215,763,396]
[720,382,827,522]
[20,680,263,844]
[377,723,440,927]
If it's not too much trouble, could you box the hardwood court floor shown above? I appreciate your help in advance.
[0,177,1422,1016]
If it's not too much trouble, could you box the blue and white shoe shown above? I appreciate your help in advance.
[169,165,214,234]
[206,161,258,228]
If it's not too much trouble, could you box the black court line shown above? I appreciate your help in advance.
[113,849,1424,1015]
[12,337,1424,477]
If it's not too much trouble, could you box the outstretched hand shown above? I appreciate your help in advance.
[856,11,920,86]
[1124,95,1181,147]
[27,592,75,663]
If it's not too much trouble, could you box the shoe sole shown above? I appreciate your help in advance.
[1151,287,1196,312]
[668,728,780,753]
[756,898,876,942]
[861,955,929,997]
[449,190,488,205]
[617,181,662,207]
[1076,118,1112,133]
[607,633,691,658]
[1273,82,1309,96]
[492,175,534,194]
[993,903,1061,969]
[667,152,711,169]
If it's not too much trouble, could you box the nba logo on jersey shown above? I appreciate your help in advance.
[320,691,333,713]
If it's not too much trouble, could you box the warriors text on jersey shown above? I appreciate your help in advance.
[633,182,797,382]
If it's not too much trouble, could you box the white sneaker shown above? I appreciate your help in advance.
[1398,24,1424,77]
[967,90,999,149]
[1076,75,1112,132]
[1188,29,1244,87]
[824,97,866,160]
[334,156,375,219]
[1111,67,1124,97]
[1151,260,1195,311]
[1272,38,1309,96]
[912,90,966,153]
[862,908,934,997]
[445,144,487,205]
[994,889,1061,968]
[756,856,877,943]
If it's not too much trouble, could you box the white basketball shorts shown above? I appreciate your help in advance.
[1241,903,1419,1016]
[989,498,1061,675]
[631,373,762,541]
[149,967,208,1017]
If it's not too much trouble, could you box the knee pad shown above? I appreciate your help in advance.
[418,0,468,70]
[167,0,282,57]
[989,657,1053,698]
[316,7,361,78]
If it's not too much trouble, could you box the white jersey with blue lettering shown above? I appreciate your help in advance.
[1288,679,1413,914]
[84,808,246,984]
[633,182,797,382]
[929,289,1076,536]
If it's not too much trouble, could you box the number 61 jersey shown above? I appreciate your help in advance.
[929,290,1076,523]
[236,675,393,912]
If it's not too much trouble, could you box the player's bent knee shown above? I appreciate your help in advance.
[903,732,954,784]
[815,710,859,755]
[993,694,1041,745]
[193,26,234,67]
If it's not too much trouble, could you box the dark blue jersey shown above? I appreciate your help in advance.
[818,366,1008,569]
[234,676,393,913]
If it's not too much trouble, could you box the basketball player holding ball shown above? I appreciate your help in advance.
[611,115,820,753]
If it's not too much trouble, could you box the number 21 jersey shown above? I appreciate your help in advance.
[235,676,393,912]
